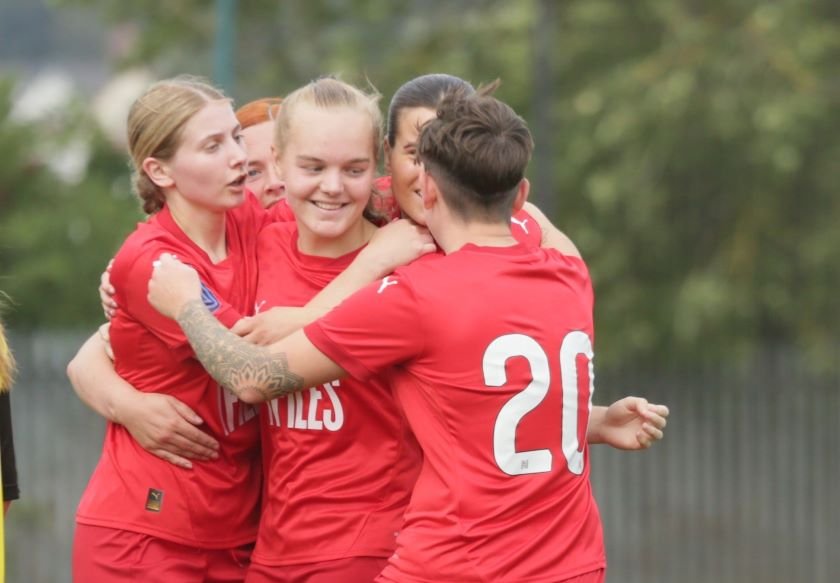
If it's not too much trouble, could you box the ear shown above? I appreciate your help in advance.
[142,157,175,189]
[420,166,438,210]
[512,178,530,212]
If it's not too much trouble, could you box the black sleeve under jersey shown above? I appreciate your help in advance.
[1,391,19,502]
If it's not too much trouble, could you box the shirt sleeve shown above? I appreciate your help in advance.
[304,272,425,381]
[112,245,244,357]
[1,392,20,502]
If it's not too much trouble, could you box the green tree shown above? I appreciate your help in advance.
[24,0,840,369]
[0,77,142,328]
[546,1,840,367]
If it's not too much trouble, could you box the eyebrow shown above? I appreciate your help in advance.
[198,124,242,144]
[296,155,371,164]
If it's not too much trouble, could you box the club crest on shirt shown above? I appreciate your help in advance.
[200,283,221,312]
[145,488,164,512]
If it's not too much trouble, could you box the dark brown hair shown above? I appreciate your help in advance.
[386,74,474,147]
[417,83,533,222]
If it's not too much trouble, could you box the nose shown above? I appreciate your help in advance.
[263,162,284,199]
[319,169,342,196]
[230,137,247,168]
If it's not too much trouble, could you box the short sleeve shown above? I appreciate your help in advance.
[304,273,424,381]
[112,245,243,356]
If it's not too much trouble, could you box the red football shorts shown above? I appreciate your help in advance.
[376,566,606,583]
[562,568,606,583]
[72,523,253,582]
[245,556,389,583]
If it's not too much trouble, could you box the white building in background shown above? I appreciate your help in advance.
[7,66,152,184]
[92,68,153,149]
[8,69,90,184]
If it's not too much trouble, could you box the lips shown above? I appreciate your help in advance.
[311,201,346,211]
[229,174,246,187]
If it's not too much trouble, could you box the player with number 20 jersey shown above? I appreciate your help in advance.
[305,240,606,582]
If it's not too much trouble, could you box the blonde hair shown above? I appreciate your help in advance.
[273,77,382,162]
[127,76,229,214]
[0,319,14,393]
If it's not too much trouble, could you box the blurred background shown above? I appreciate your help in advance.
[1,0,838,581]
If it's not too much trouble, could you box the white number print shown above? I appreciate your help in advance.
[483,331,594,477]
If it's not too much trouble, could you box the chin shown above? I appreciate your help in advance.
[298,216,345,237]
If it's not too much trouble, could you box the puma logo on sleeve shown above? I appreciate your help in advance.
[377,276,399,294]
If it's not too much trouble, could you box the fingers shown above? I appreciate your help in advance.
[170,398,205,427]
[100,267,117,318]
[640,422,664,441]
[636,431,653,449]
[151,449,195,470]
[627,397,669,425]
[650,403,670,418]
[165,431,219,460]
[97,322,111,343]
[242,330,262,345]
[170,401,220,455]
[98,323,115,361]
[640,403,669,430]
[152,253,180,269]
[635,416,666,449]
[142,422,218,461]
[231,317,255,337]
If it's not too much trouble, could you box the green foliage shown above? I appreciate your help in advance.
[547,1,840,367]
[0,78,142,328]
[15,0,840,369]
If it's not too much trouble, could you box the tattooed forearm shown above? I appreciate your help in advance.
[176,300,305,402]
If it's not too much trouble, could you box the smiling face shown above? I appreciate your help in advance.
[242,120,285,208]
[279,103,377,255]
[155,100,248,214]
[386,106,437,225]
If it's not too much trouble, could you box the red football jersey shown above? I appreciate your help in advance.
[265,196,296,223]
[305,243,606,582]
[76,193,266,548]
[251,222,422,566]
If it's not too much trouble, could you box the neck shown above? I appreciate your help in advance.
[432,218,517,254]
[166,196,228,264]
[296,218,378,258]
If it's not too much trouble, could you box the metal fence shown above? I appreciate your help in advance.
[4,331,838,582]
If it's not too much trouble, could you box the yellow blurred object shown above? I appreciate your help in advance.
[0,321,13,393]
[0,318,11,583]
